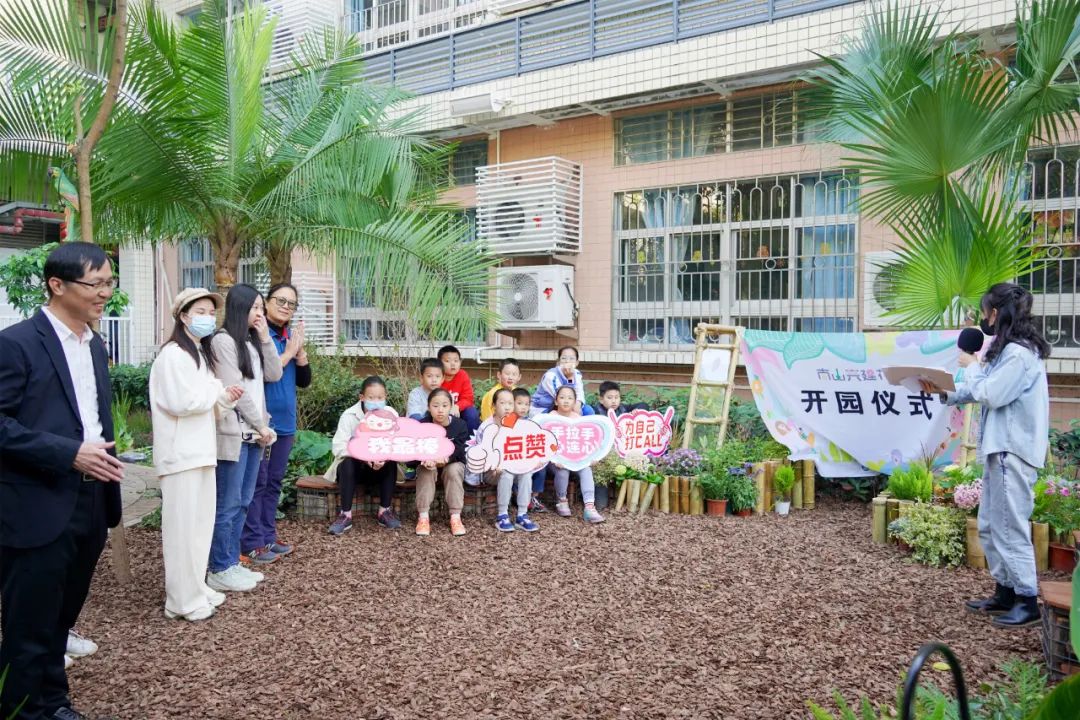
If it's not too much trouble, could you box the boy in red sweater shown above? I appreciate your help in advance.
[439,345,480,431]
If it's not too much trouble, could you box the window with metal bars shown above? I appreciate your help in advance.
[614,91,802,166]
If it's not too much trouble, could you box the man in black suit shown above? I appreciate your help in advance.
[0,243,126,720]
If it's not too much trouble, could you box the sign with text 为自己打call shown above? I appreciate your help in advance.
[609,407,674,458]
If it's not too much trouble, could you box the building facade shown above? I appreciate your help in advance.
[12,0,1075,424]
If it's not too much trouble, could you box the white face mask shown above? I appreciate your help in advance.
[187,315,217,339]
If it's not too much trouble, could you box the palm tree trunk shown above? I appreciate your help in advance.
[211,223,243,294]
[265,240,293,286]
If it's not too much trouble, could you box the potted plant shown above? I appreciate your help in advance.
[1037,476,1080,573]
[773,465,795,516]
[726,470,757,517]
[698,471,728,516]
[591,450,621,511]
[654,448,703,513]
[952,478,984,568]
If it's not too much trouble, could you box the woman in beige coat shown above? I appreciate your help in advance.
[150,289,244,621]
[205,284,282,593]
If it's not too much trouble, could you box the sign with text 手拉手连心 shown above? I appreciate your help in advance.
[740,329,971,476]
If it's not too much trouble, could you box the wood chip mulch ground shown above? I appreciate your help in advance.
[71,499,1054,719]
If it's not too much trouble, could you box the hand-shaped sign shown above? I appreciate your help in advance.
[533,413,615,471]
[610,407,675,458]
[465,414,557,476]
[347,410,456,463]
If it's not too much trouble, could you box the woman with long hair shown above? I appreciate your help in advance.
[205,284,283,593]
[241,282,311,564]
[149,289,244,621]
[925,282,1051,628]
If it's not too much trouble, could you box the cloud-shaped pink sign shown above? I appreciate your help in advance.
[347,414,457,462]
[610,407,674,458]
[534,413,615,471]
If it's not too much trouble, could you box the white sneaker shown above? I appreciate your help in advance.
[164,605,214,622]
[66,631,97,658]
[206,589,226,608]
[206,566,256,592]
[234,563,264,583]
[64,654,74,670]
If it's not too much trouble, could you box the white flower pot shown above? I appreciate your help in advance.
[776,500,791,516]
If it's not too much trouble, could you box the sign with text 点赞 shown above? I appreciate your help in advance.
[740,329,969,477]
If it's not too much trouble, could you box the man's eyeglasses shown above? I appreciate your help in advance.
[68,278,117,291]
[269,296,299,311]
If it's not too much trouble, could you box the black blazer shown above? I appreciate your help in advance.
[0,310,122,549]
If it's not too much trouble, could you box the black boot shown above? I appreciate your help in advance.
[965,583,1014,615]
[992,594,1041,628]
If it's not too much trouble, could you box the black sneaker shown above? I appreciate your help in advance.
[965,583,1014,615]
[377,508,401,529]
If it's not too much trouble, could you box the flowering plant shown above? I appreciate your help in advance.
[1034,476,1080,537]
[952,479,981,514]
[937,463,980,491]
[653,448,703,476]
[613,452,664,486]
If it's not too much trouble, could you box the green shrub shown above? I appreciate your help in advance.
[138,506,162,530]
[296,345,365,434]
[728,397,769,443]
[279,429,334,510]
[127,407,153,448]
[698,471,729,501]
[726,474,757,511]
[773,465,796,501]
[109,363,151,409]
[808,658,1050,720]
[887,504,966,567]
[887,463,933,502]
[111,393,134,455]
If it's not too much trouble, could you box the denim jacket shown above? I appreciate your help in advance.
[945,342,1049,469]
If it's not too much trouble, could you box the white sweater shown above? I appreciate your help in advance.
[149,342,234,477]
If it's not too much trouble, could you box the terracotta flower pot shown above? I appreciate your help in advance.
[705,498,727,516]
[735,508,752,518]
[1049,542,1077,574]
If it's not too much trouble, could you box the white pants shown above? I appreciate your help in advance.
[161,467,218,616]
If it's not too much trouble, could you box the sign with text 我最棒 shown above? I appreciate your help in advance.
[347,413,457,463]
[740,329,971,477]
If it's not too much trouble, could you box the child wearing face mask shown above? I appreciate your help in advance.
[325,376,402,535]
[923,283,1051,628]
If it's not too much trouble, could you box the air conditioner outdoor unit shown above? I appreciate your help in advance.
[476,157,582,256]
[862,251,901,328]
[495,265,575,330]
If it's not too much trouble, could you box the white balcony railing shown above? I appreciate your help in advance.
[344,0,490,54]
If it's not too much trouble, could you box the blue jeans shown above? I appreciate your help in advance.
[241,434,295,554]
[980,451,1039,597]
[210,443,263,573]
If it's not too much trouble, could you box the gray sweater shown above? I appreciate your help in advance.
[210,332,283,461]
[946,342,1049,469]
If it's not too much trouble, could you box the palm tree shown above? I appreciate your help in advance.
[1,0,494,341]
[805,0,1080,327]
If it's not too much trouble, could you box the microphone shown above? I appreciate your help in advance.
[957,327,984,354]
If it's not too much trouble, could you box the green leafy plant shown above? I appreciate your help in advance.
[138,505,161,531]
[1050,420,1080,479]
[0,243,130,318]
[937,463,981,491]
[698,471,729,502]
[295,345,364,434]
[888,463,934,502]
[592,450,621,488]
[808,658,1053,720]
[109,363,151,409]
[726,474,757,512]
[110,392,134,455]
[773,465,796,502]
[888,504,966,567]
[703,440,752,477]
[280,430,333,510]
[1032,476,1080,538]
